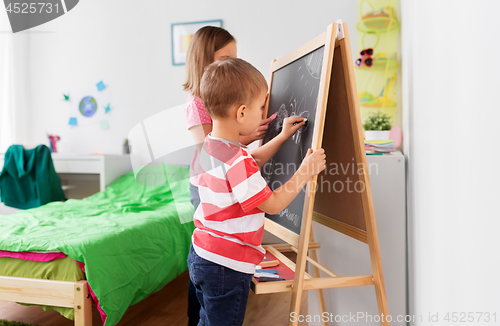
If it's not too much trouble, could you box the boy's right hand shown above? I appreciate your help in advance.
[280,116,306,140]
[299,148,326,177]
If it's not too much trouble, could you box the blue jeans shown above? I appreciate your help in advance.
[187,244,253,326]
[188,183,201,326]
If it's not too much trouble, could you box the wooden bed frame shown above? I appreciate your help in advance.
[0,276,92,325]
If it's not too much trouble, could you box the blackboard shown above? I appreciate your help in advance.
[253,23,390,322]
[261,45,325,234]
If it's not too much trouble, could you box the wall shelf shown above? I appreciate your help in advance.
[356,17,399,33]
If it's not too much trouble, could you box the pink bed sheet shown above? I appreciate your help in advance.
[0,250,66,261]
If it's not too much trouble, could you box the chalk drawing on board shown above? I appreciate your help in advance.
[278,208,301,227]
[268,104,289,138]
[261,45,325,234]
[263,105,289,182]
[304,50,323,79]
[289,95,309,158]
[267,96,310,152]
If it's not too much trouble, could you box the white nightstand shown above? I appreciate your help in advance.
[0,153,132,201]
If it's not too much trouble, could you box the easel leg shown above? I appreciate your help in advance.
[373,281,390,326]
[309,229,328,326]
[371,256,390,326]
[366,221,390,326]
[289,277,304,326]
[289,189,316,326]
[74,281,92,326]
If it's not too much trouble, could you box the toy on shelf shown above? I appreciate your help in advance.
[357,1,399,32]
[358,76,396,108]
[362,6,396,20]
[355,29,399,71]
[356,50,399,71]
[47,134,61,153]
[356,48,374,68]
[356,0,399,127]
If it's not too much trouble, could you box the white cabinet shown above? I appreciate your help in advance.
[0,154,132,209]
[308,152,407,325]
[0,153,132,193]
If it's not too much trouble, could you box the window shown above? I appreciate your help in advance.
[0,35,15,153]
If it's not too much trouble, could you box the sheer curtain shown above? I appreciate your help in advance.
[0,34,15,153]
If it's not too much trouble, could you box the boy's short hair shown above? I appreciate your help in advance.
[200,58,267,118]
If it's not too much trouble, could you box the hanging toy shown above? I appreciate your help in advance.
[355,48,374,68]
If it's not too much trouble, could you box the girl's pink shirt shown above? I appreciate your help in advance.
[185,93,213,186]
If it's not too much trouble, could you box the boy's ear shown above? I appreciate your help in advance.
[236,104,246,124]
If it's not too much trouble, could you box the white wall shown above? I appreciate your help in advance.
[10,0,357,154]
[0,9,30,149]
[402,0,500,324]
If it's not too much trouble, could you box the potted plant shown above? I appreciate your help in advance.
[123,139,131,154]
[362,111,392,140]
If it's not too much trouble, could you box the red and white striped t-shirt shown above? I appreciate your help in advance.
[192,134,272,274]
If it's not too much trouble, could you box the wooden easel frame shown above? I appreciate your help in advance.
[253,21,390,326]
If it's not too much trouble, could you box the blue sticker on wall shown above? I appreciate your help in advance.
[96,81,106,92]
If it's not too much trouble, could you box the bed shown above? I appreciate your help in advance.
[0,164,195,326]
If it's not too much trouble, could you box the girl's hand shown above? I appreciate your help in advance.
[280,116,306,140]
[299,148,326,178]
[240,114,277,145]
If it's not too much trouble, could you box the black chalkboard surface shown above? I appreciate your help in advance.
[261,45,325,234]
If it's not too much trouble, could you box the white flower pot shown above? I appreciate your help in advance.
[364,130,390,141]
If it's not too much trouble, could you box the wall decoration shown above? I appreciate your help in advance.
[99,120,109,130]
[171,20,222,65]
[96,81,106,91]
[79,96,98,117]
[63,80,113,129]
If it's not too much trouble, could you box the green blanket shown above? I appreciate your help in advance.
[0,164,195,326]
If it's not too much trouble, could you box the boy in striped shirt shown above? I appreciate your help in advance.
[187,58,326,326]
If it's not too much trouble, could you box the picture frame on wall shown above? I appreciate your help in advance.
[171,19,223,66]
